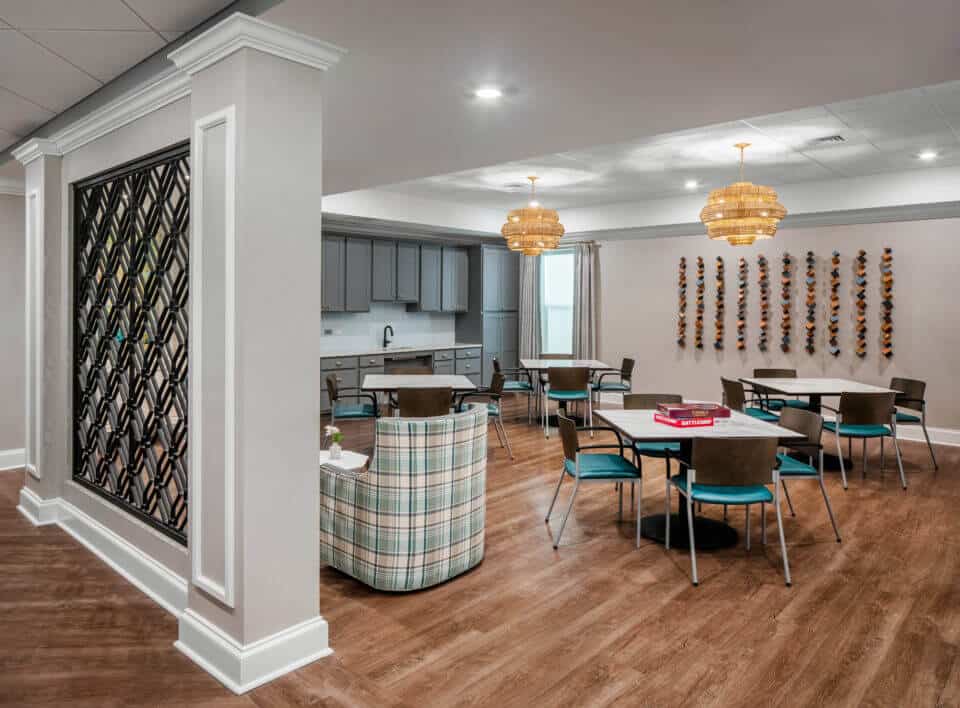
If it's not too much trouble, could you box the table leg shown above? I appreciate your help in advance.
[789,393,851,471]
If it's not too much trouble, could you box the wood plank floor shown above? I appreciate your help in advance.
[1,401,958,707]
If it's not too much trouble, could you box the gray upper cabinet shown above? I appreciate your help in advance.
[344,238,372,312]
[501,250,520,311]
[441,247,469,313]
[418,244,442,312]
[481,247,520,312]
[396,242,420,302]
[371,240,396,301]
[322,236,345,312]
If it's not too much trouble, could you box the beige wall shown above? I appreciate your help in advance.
[0,194,24,453]
[598,218,960,428]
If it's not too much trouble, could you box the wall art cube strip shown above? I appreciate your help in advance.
[758,254,769,352]
[855,249,867,358]
[695,256,705,349]
[677,257,687,347]
[737,257,747,350]
[829,251,840,356]
[781,252,792,353]
[714,256,725,350]
[805,251,816,354]
[881,247,893,358]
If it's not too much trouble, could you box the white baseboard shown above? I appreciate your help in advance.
[176,609,332,695]
[596,394,960,447]
[16,487,188,616]
[0,448,25,471]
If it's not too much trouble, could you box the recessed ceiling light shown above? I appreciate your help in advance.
[474,87,503,100]
[684,179,699,190]
[918,150,939,161]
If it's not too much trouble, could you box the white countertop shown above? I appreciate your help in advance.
[319,343,482,358]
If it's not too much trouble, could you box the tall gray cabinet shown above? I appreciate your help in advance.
[456,244,522,385]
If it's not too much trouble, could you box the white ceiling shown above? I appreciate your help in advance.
[377,81,960,209]
[262,0,960,196]
[0,0,233,152]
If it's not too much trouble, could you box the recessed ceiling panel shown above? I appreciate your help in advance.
[124,0,233,32]
[25,29,165,83]
[0,85,54,135]
[0,29,101,111]
[0,0,147,30]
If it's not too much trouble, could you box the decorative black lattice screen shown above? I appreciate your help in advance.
[73,142,190,545]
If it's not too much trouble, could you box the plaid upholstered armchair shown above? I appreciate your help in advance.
[319,404,488,591]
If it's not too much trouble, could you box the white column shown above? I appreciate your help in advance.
[167,14,345,693]
[11,139,67,523]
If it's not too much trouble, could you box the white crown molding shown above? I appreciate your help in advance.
[0,448,25,471]
[50,70,190,155]
[11,139,61,166]
[0,178,24,196]
[168,12,346,76]
[176,609,332,694]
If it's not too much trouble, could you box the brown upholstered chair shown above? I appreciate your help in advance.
[326,374,379,427]
[397,388,452,418]
[823,391,904,489]
[543,367,591,439]
[665,437,789,586]
[775,408,841,542]
[493,357,534,423]
[751,368,808,411]
[457,373,514,460]
[546,414,642,549]
[592,357,635,404]
[721,378,779,423]
[890,377,937,469]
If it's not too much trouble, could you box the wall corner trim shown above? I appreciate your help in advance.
[15,487,188,616]
[168,12,346,76]
[176,609,332,695]
[0,448,25,471]
[11,138,61,166]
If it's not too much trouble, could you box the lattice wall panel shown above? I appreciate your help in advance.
[73,143,190,545]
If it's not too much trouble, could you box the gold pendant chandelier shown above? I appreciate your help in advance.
[700,143,787,246]
[501,176,565,256]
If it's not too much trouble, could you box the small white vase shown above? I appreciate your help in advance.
[329,442,342,460]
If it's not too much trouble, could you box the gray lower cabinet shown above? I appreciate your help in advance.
[418,244,442,312]
[396,242,420,302]
[481,312,519,383]
[345,238,372,312]
[322,236,345,312]
[371,240,396,301]
[441,247,469,313]
[433,359,454,375]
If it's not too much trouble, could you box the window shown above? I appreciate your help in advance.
[540,249,575,354]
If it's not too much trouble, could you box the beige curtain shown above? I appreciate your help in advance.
[572,242,598,359]
[518,255,541,359]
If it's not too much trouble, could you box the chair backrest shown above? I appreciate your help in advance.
[548,367,590,391]
[777,407,823,449]
[620,357,636,381]
[838,391,897,425]
[397,388,452,417]
[540,353,573,360]
[557,414,579,464]
[691,437,779,486]
[753,368,797,378]
[325,374,339,402]
[488,372,505,396]
[623,393,682,410]
[492,358,502,373]
[721,377,746,411]
[391,364,432,375]
[890,377,925,410]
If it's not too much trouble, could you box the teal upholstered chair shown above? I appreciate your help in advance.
[666,437,790,586]
[458,372,514,460]
[319,404,487,591]
[493,357,534,423]
[623,393,683,474]
[824,391,905,490]
[722,377,778,423]
[890,377,937,469]
[775,407,841,542]
[752,368,810,411]
[546,414,642,548]
[543,367,592,439]
[326,374,379,427]
[592,357,634,404]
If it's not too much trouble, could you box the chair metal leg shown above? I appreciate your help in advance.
[496,417,514,460]
[862,438,867,478]
[893,434,907,490]
[618,483,623,522]
[636,479,643,548]
[543,394,550,438]
[819,477,842,542]
[554,476,581,548]
[880,436,885,473]
[630,482,635,510]
[745,505,751,552]
[761,502,767,545]
[588,395,594,437]
[546,465,566,522]
[922,420,939,470]
[687,493,699,585]
[775,479,792,586]
[782,480,796,517]
[664,473,672,550]
[837,433,849,490]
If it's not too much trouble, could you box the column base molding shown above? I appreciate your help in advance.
[16,487,188,615]
[176,609,332,694]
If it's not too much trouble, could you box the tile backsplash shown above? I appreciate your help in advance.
[320,302,456,353]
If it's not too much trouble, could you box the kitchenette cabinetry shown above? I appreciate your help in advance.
[441,247,469,313]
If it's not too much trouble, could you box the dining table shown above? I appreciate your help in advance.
[594,406,803,550]
[361,373,477,392]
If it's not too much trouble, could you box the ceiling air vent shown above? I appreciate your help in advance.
[809,134,846,146]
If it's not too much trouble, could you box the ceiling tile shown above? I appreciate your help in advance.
[123,0,232,32]
[0,29,101,112]
[0,85,55,135]
[160,31,184,43]
[0,126,20,153]
[0,0,148,30]
[25,29,165,83]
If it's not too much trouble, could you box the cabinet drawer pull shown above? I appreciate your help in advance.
[335,360,342,366]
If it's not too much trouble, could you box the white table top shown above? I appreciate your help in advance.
[361,374,477,391]
[318,449,368,472]
[520,359,611,370]
[740,377,898,396]
[595,408,803,441]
